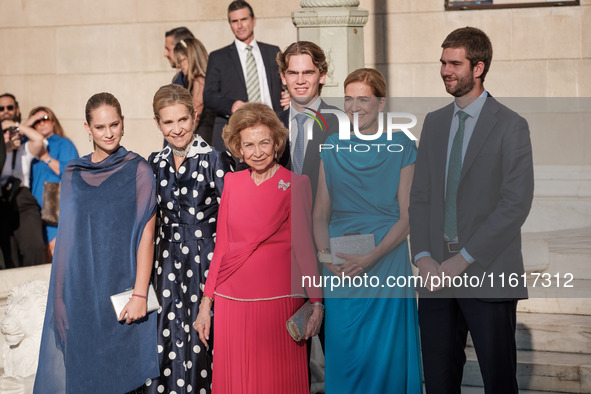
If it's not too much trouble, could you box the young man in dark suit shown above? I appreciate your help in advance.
[277,41,337,200]
[409,27,534,394]
[203,0,283,152]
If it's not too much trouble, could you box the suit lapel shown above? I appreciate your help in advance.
[433,104,454,200]
[460,97,498,183]
[303,101,330,170]
[230,43,246,88]
[259,44,275,93]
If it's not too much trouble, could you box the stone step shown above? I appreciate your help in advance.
[548,252,591,280]
[522,227,591,280]
[517,294,591,316]
[462,348,591,393]
[460,386,557,394]
[516,312,591,354]
[467,312,591,354]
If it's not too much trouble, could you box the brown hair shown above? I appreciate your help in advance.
[152,84,194,121]
[277,41,328,94]
[85,92,122,124]
[165,26,194,43]
[228,0,254,19]
[28,106,65,137]
[222,103,288,159]
[174,37,209,92]
[442,26,493,83]
[344,68,387,97]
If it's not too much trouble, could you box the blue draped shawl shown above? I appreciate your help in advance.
[34,147,159,394]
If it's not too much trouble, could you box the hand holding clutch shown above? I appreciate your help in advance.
[287,301,324,342]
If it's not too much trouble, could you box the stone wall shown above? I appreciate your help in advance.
[361,0,591,98]
[0,0,589,160]
[0,0,299,158]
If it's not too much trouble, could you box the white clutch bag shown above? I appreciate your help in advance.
[110,284,160,320]
[329,233,375,265]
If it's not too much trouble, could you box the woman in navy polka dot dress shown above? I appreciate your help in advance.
[146,84,234,394]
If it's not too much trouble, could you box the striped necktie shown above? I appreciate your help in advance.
[245,45,261,103]
[444,110,470,240]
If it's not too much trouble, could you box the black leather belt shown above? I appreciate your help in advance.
[445,241,461,254]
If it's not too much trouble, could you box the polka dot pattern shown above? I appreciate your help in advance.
[146,143,232,394]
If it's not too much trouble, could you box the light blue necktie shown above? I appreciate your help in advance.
[444,110,470,240]
[293,113,307,175]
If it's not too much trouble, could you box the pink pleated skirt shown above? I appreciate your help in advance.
[211,296,308,394]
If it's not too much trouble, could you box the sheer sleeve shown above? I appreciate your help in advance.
[135,159,157,235]
[292,174,322,302]
[203,173,232,298]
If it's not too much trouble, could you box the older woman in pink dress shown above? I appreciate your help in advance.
[194,103,323,394]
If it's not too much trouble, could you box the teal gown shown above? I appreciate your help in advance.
[321,132,423,394]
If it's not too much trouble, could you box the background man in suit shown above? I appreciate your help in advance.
[163,26,195,88]
[409,27,534,394]
[277,41,334,200]
[203,0,283,152]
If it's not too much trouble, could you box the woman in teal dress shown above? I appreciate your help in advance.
[313,68,422,393]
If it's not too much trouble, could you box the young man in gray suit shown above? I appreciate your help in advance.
[203,0,283,152]
[409,27,534,394]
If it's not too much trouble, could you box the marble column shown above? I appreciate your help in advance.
[292,0,369,97]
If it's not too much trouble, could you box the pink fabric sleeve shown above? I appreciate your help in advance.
[292,174,323,302]
[203,173,231,298]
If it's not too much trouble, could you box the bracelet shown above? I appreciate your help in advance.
[132,293,147,300]
[311,302,324,309]
[202,295,214,303]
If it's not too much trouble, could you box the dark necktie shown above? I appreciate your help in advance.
[444,110,470,240]
[293,113,307,175]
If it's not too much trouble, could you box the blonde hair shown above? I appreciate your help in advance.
[174,37,208,92]
[152,84,194,121]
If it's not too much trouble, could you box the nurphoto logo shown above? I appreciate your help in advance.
[317,109,418,153]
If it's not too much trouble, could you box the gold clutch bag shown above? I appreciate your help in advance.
[110,284,160,320]
[286,301,312,342]
[41,181,60,225]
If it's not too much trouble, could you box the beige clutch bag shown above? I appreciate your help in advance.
[286,301,312,342]
[110,284,159,320]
